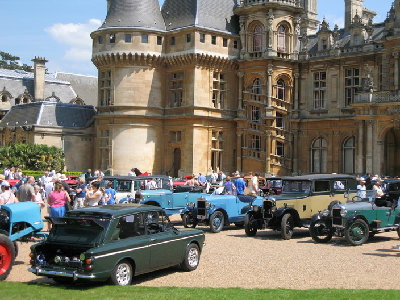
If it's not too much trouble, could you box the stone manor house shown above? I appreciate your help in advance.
[2,0,400,177]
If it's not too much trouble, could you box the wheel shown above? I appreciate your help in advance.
[244,214,258,237]
[397,227,400,239]
[110,260,133,286]
[0,234,15,281]
[280,214,294,240]
[209,211,224,233]
[182,213,197,229]
[345,219,369,246]
[309,220,333,243]
[234,222,244,228]
[181,243,200,272]
[13,242,18,258]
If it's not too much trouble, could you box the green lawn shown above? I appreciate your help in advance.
[0,282,399,300]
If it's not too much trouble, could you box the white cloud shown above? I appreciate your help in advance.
[46,19,101,62]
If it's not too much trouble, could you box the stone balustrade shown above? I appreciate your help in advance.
[239,0,303,8]
[354,91,400,103]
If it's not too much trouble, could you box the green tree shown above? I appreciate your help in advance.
[0,51,32,72]
[0,143,65,171]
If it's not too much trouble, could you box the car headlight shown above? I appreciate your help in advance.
[187,202,195,208]
[253,206,260,212]
[321,209,330,217]
[340,208,348,217]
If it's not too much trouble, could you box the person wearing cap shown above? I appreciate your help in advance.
[0,181,18,205]
[357,179,367,200]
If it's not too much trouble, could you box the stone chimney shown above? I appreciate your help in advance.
[31,57,48,101]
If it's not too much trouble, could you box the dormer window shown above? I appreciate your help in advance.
[322,39,328,50]
[109,33,116,44]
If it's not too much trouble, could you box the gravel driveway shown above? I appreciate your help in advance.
[7,224,400,290]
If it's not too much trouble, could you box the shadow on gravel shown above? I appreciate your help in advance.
[363,247,400,258]
[24,266,181,290]
[227,229,310,240]
[298,235,396,247]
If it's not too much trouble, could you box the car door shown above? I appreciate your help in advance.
[147,211,181,270]
[109,213,150,274]
[308,180,333,217]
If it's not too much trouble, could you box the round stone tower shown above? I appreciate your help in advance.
[91,0,165,175]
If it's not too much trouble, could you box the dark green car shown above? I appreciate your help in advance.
[28,205,205,285]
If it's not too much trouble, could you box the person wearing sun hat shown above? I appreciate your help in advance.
[0,181,18,205]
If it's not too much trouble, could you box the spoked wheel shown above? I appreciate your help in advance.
[309,220,333,243]
[181,243,200,271]
[244,214,258,237]
[182,213,197,229]
[0,234,15,281]
[345,219,369,246]
[281,214,294,240]
[110,260,133,286]
[209,211,224,233]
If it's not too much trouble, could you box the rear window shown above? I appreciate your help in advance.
[314,181,330,192]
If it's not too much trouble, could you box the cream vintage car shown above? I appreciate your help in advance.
[244,174,357,240]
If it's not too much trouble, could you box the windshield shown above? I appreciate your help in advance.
[48,217,110,246]
[282,180,311,194]
[345,189,376,203]
[269,180,282,188]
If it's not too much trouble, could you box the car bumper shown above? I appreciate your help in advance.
[28,267,96,280]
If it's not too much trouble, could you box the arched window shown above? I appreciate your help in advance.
[1,95,7,102]
[311,138,327,173]
[277,25,287,52]
[251,78,262,101]
[253,25,263,52]
[343,137,355,174]
[277,79,285,100]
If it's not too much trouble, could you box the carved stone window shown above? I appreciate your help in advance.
[252,25,263,52]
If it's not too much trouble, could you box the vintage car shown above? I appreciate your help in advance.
[244,174,358,240]
[0,202,47,280]
[180,194,264,233]
[309,188,400,245]
[103,176,207,215]
[29,204,205,285]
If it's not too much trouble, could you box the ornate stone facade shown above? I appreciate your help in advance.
[92,0,400,177]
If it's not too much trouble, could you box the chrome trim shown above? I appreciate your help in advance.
[93,233,204,259]
[28,267,95,280]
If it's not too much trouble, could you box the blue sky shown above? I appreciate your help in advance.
[0,0,393,76]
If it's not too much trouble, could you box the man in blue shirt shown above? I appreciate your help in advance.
[105,181,116,205]
[74,177,87,209]
[234,175,246,195]
[198,173,207,186]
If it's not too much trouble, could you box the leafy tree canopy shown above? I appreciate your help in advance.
[0,143,65,172]
[0,51,32,72]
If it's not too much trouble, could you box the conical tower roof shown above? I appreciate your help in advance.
[101,0,165,31]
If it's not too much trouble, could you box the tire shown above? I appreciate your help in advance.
[345,219,369,246]
[182,213,197,229]
[280,214,294,240]
[110,260,133,286]
[309,220,333,243]
[13,242,18,258]
[209,211,224,233]
[397,227,400,239]
[244,214,258,237]
[181,243,200,272]
[0,234,15,281]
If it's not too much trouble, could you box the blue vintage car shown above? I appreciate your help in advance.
[180,194,264,233]
[105,176,207,215]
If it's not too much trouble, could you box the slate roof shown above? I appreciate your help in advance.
[306,23,387,56]
[55,72,98,107]
[162,0,239,34]
[0,101,96,129]
[0,69,76,105]
[101,0,165,31]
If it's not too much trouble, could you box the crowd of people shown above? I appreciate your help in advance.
[0,169,117,228]
[181,170,262,196]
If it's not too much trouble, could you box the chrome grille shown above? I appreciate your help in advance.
[197,199,207,217]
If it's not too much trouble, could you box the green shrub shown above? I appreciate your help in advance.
[0,143,65,171]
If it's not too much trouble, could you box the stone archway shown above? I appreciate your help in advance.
[384,127,400,177]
